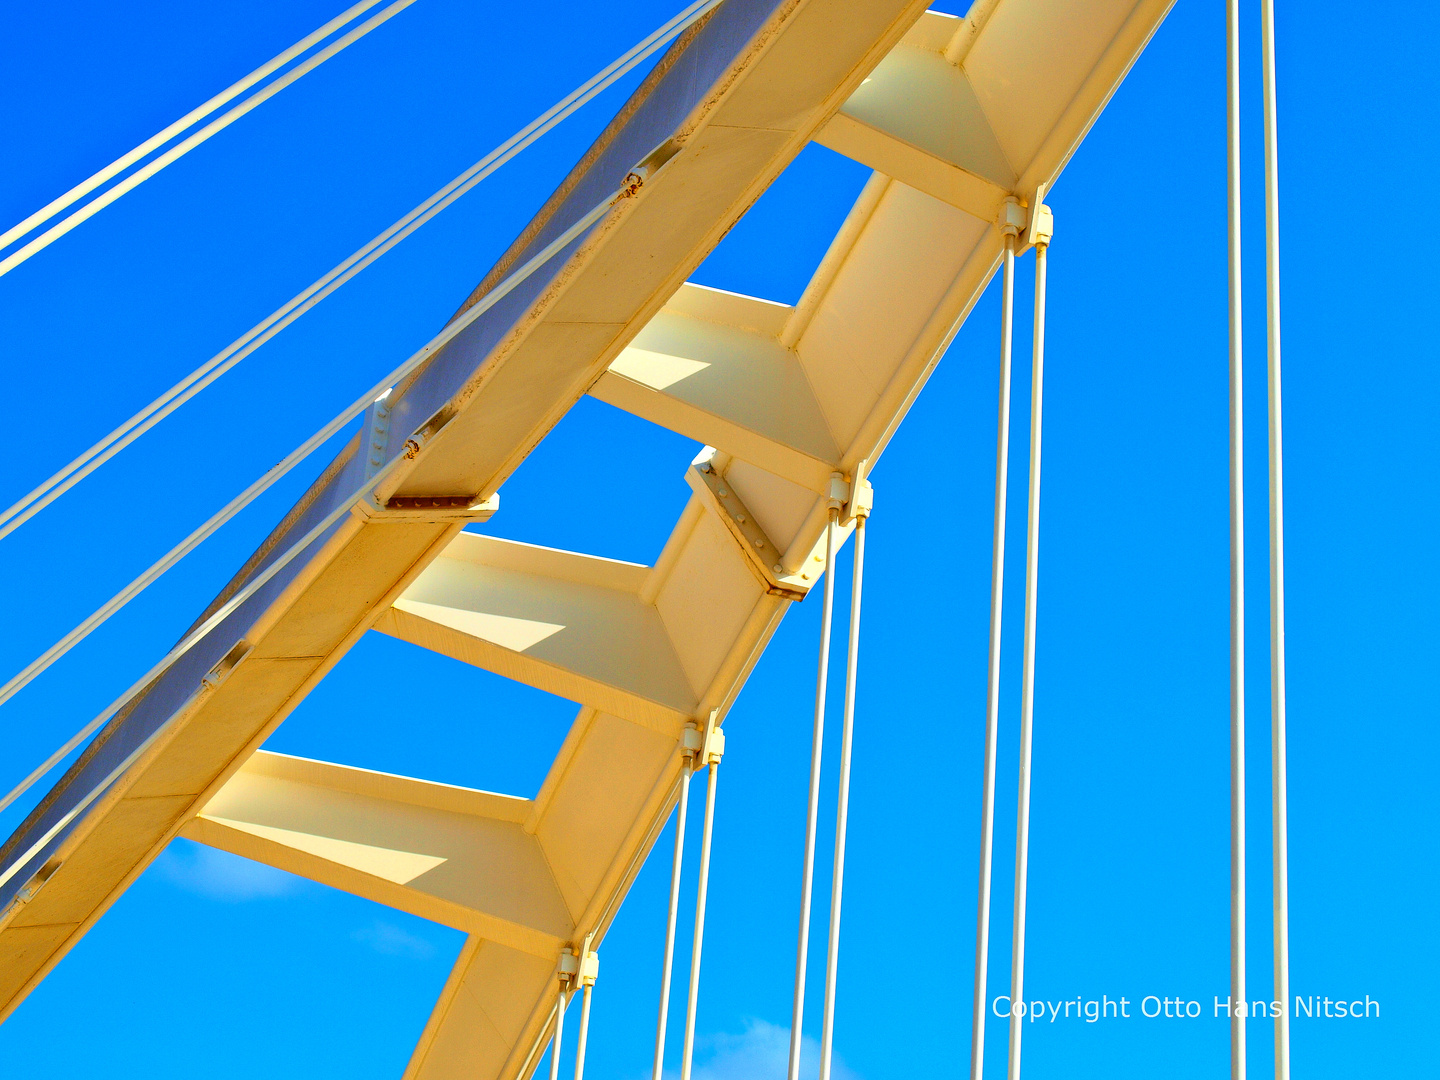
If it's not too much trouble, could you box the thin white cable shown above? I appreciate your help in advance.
[787,509,839,1080]
[678,758,720,1080]
[0,0,722,543]
[573,980,595,1080]
[817,509,867,1080]
[1261,1,1290,1077]
[1005,233,1047,1080]
[0,0,419,280]
[0,446,407,891]
[517,1000,562,1080]
[0,194,613,822]
[0,0,391,255]
[970,231,1017,1080]
[1227,0,1247,1075]
[652,761,693,1080]
[548,989,569,1080]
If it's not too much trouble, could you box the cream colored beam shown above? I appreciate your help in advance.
[375,483,798,732]
[816,1,1175,218]
[590,285,840,492]
[405,935,559,1080]
[372,485,799,1077]
[399,702,737,1080]
[0,0,1179,1073]
[816,12,1014,220]
[963,0,1175,196]
[0,0,933,1027]
[181,751,569,958]
[373,533,698,730]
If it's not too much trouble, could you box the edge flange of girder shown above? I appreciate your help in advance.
[685,450,808,601]
[350,492,501,524]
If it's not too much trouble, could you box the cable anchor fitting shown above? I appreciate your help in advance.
[557,934,599,990]
[683,710,725,768]
[841,460,873,527]
[1023,182,1054,250]
[997,196,1026,241]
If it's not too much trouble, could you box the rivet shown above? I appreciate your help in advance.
[772,564,783,573]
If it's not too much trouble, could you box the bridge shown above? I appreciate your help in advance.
[0,1,1297,1078]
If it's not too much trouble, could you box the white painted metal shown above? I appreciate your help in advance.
[0,0,419,280]
[1005,216,1048,1080]
[970,222,1018,1080]
[652,765,691,1080]
[573,983,594,1080]
[1261,1,1289,1075]
[679,761,719,1080]
[185,751,570,949]
[1227,0,1247,1074]
[817,504,867,1080]
[548,991,568,1080]
[0,0,394,257]
[0,0,723,544]
[787,510,839,1080]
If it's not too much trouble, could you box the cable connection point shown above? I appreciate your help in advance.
[998,196,1026,239]
[1024,183,1054,249]
[683,713,725,767]
[558,937,600,990]
[841,460,873,526]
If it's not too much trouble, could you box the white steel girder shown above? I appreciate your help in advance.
[0,2,1176,1077]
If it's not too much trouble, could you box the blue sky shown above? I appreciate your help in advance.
[1,0,1436,1077]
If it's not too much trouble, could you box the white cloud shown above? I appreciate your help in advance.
[665,1019,860,1080]
[153,840,301,901]
[351,920,437,960]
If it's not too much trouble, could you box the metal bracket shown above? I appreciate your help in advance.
[686,450,808,600]
[363,393,393,484]
[682,711,725,767]
[201,640,253,692]
[351,401,498,523]
[1023,182,1054,249]
[997,195,1026,239]
[0,860,60,925]
[558,933,599,989]
[840,459,874,527]
[350,491,500,524]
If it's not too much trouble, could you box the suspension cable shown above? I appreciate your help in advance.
[787,503,840,1080]
[0,0,418,279]
[1226,0,1247,1074]
[573,945,597,1080]
[1006,194,1052,1080]
[1261,0,1290,1076]
[970,213,1020,1080]
[652,758,693,1080]
[0,0,393,255]
[0,191,614,822]
[548,989,570,1080]
[0,0,722,544]
[678,732,723,1080]
[817,491,869,1080]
